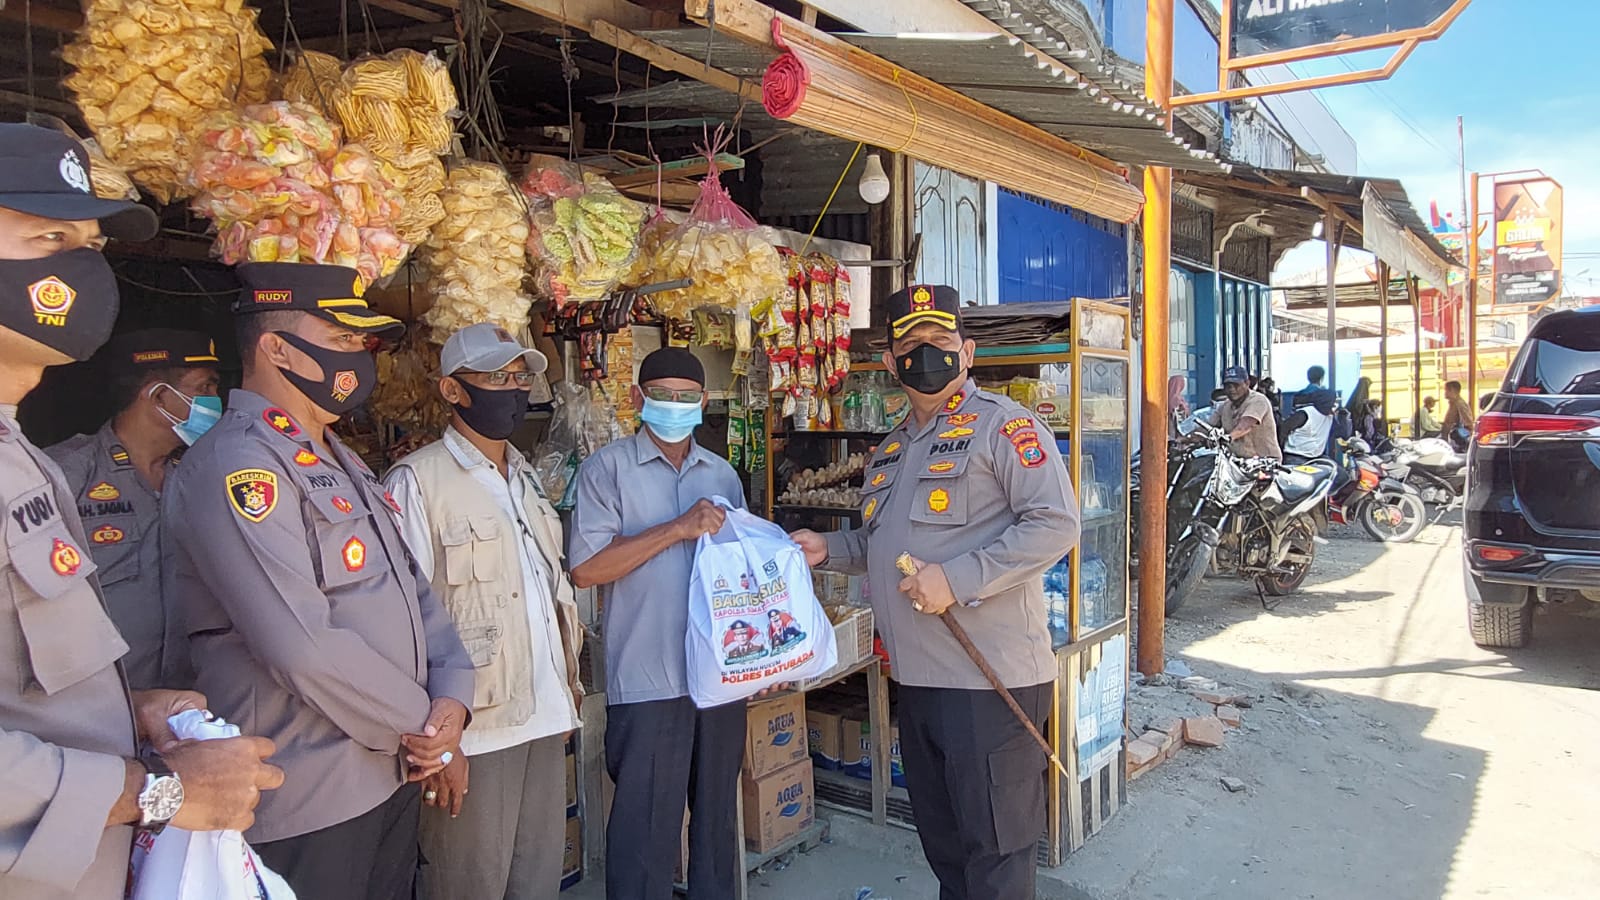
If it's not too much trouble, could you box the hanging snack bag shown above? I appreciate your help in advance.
[637,152,786,321]
[686,499,837,707]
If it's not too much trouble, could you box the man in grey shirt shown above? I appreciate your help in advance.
[792,285,1079,900]
[570,347,747,900]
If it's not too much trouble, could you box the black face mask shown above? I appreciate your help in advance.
[0,248,120,361]
[894,342,965,396]
[453,380,529,441]
[274,330,376,416]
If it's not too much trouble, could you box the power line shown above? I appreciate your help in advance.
[1326,56,1459,165]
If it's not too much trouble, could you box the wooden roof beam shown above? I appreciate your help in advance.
[1301,186,1363,238]
[589,20,763,103]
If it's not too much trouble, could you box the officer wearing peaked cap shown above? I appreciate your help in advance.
[47,328,221,689]
[791,284,1080,900]
[0,123,280,900]
[162,261,473,899]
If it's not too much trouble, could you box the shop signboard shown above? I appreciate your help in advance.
[1493,178,1563,305]
[1231,0,1461,58]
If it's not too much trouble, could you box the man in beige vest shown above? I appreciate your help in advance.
[385,323,583,900]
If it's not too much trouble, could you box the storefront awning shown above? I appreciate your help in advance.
[1176,165,1461,279]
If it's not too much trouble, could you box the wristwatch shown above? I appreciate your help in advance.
[137,757,184,832]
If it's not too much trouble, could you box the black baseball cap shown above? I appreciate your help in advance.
[233,261,404,340]
[0,123,159,242]
[103,328,220,371]
[886,284,962,340]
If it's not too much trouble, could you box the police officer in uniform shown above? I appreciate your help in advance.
[162,262,474,900]
[0,123,280,900]
[48,329,221,688]
[792,284,1079,900]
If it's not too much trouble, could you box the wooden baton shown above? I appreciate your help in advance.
[896,553,1069,780]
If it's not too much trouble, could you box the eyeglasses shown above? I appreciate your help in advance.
[465,370,537,387]
[642,386,705,404]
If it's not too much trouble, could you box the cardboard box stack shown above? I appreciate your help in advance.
[741,693,816,854]
[806,701,845,771]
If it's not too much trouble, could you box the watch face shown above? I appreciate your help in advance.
[140,775,184,823]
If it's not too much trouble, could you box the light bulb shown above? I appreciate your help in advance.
[858,153,891,205]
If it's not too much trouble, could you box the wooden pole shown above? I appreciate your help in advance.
[1410,276,1423,431]
[1378,260,1390,427]
[1326,214,1340,397]
[1467,172,1480,405]
[1136,0,1174,677]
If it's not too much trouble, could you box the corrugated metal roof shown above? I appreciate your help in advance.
[618,28,1225,171]
[1177,164,1460,277]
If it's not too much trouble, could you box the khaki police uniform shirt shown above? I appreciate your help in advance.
[0,405,139,900]
[824,382,1080,690]
[47,423,178,689]
[163,390,474,843]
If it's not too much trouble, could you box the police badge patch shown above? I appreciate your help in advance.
[226,469,279,522]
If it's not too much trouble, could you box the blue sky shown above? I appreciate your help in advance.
[1246,1,1600,291]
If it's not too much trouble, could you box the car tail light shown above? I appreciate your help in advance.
[1475,411,1600,446]
[1474,543,1535,564]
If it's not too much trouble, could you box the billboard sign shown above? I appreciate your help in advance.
[1493,178,1563,305]
[1232,0,1461,58]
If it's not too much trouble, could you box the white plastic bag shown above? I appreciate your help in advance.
[686,497,836,707]
[129,710,297,900]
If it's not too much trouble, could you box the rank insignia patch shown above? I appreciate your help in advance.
[293,449,320,467]
[944,392,966,412]
[87,481,120,501]
[927,488,951,514]
[226,469,279,522]
[382,491,403,515]
[50,537,82,576]
[109,445,131,466]
[91,524,125,544]
[342,536,366,572]
[262,408,302,439]
[945,413,979,427]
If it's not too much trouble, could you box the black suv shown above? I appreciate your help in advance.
[1464,307,1600,648]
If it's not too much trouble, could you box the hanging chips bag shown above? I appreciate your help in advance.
[634,155,785,320]
[63,0,274,204]
[519,156,645,308]
[418,161,532,343]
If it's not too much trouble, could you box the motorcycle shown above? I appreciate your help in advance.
[1390,436,1466,507]
[1321,436,1429,543]
[1138,417,1337,614]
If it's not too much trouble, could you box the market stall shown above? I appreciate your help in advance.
[5,0,1134,886]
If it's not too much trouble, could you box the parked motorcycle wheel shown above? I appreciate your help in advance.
[1406,473,1458,508]
[1360,489,1427,543]
[1164,533,1211,616]
[1258,514,1317,596]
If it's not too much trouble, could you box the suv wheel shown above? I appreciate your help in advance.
[1465,566,1533,648]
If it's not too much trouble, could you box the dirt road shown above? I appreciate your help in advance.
[1056,516,1600,899]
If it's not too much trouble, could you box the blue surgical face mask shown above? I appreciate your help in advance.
[152,383,222,446]
[640,397,702,444]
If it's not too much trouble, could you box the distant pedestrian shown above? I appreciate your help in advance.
[1415,397,1441,438]
[1442,380,1474,449]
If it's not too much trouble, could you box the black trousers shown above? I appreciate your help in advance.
[898,683,1053,900]
[255,784,421,900]
[604,697,747,900]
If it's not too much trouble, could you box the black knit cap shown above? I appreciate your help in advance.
[637,347,705,387]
